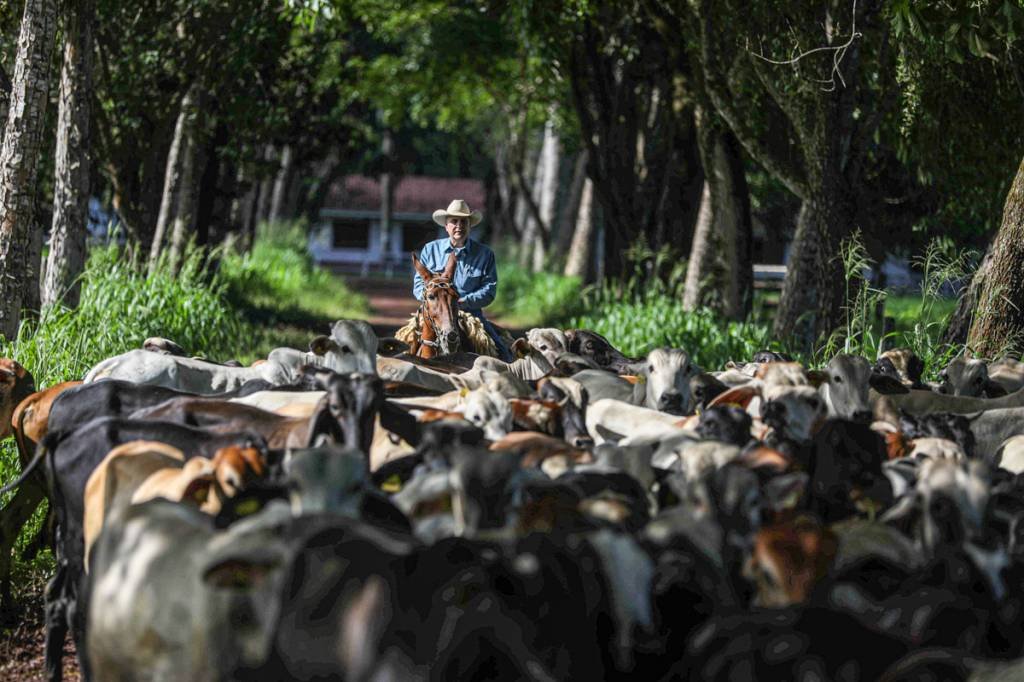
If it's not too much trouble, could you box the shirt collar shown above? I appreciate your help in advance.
[444,238,471,255]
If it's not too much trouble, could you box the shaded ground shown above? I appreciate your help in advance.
[1,576,80,682]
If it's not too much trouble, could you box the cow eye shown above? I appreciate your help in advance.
[539,345,548,350]
[832,375,842,383]
[341,345,352,354]
[648,364,655,373]
[974,377,983,384]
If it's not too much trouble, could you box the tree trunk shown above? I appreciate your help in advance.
[255,144,275,228]
[555,150,589,257]
[564,176,595,280]
[966,156,1024,358]
[708,125,752,318]
[168,90,203,272]
[149,84,198,272]
[0,0,57,339]
[0,66,11,145]
[683,181,714,311]
[42,0,93,309]
[268,143,293,223]
[532,118,560,272]
[773,193,853,350]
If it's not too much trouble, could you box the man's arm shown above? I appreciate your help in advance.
[460,250,497,308]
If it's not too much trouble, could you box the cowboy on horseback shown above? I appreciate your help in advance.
[412,199,513,361]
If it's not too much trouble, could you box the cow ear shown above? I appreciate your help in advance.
[806,370,828,387]
[510,337,532,358]
[983,380,1008,398]
[309,335,337,356]
[870,373,910,394]
[708,385,759,410]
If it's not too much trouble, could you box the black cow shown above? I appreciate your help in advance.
[565,329,639,374]
[806,419,892,523]
[46,377,303,440]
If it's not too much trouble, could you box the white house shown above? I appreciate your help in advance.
[309,174,486,275]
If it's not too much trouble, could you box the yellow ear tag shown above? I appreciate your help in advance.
[459,386,470,398]
[380,474,403,493]
[636,374,646,384]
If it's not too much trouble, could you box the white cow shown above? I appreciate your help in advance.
[84,320,378,394]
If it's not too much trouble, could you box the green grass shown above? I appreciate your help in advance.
[220,222,368,360]
[490,261,584,328]
[221,221,367,324]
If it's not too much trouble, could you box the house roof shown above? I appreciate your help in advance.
[324,175,486,216]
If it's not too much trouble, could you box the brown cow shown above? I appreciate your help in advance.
[0,358,35,441]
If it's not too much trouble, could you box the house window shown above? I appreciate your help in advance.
[332,219,370,249]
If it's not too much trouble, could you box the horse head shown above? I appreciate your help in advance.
[412,251,462,357]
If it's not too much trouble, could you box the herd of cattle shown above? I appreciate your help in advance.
[4,320,1024,679]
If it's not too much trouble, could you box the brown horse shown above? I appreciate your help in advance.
[410,251,470,358]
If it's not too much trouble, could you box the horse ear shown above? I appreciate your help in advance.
[442,251,457,280]
[411,252,432,281]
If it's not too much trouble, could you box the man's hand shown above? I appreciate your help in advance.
[457,297,466,304]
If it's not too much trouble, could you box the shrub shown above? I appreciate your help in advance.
[220,220,367,323]
[491,261,583,328]
[2,243,246,388]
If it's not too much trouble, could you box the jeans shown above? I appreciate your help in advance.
[467,309,514,362]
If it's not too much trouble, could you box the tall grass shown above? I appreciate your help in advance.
[220,221,367,324]
[491,262,583,328]
[2,243,246,388]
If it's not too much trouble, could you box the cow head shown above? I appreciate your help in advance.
[286,446,367,516]
[819,354,907,423]
[873,348,926,389]
[565,329,638,373]
[641,348,699,416]
[743,518,837,607]
[0,358,34,440]
[696,405,752,447]
[526,328,569,366]
[760,386,827,444]
[308,369,383,456]
[308,319,378,375]
[460,388,513,441]
[939,356,1006,397]
[537,377,592,448]
[690,373,729,413]
[807,419,892,523]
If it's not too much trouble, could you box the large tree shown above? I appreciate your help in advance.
[0,0,57,340]
[42,0,94,308]
[967,156,1024,357]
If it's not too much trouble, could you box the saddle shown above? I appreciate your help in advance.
[395,311,511,358]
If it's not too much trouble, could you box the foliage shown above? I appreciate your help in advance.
[220,221,368,329]
[491,261,583,328]
[570,293,782,370]
[1,244,245,389]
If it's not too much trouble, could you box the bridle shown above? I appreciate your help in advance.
[417,277,457,350]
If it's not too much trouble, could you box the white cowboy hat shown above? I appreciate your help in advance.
[432,199,482,227]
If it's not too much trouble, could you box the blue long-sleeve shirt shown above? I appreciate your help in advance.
[413,237,497,312]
